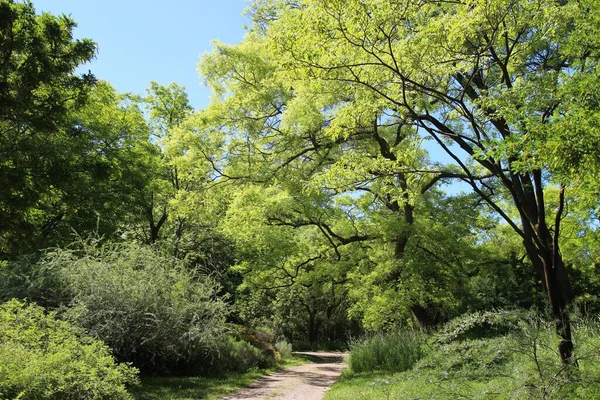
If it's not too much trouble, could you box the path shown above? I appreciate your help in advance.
[221,352,346,400]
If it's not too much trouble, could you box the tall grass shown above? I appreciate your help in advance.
[349,330,425,373]
[329,312,600,400]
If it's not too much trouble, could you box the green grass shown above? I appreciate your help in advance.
[130,355,311,400]
[325,369,517,400]
[348,330,425,373]
[325,314,600,400]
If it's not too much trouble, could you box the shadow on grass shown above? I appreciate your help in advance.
[291,352,347,364]
[333,370,390,383]
[130,355,312,400]
[131,371,269,400]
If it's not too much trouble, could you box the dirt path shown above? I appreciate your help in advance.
[221,352,346,400]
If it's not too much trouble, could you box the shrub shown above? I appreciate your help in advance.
[416,336,512,380]
[0,255,71,307]
[435,309,531,344]
[211,325,280,371]
[413,312,600,399]
[349,329,425,373]
[44,241,230,374]
[213,337,270,372]
[0,299,138,399]
[275,340,293,358]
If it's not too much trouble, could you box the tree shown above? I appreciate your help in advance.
[199,32,465,329]
[197,22,487,338]
[136,82,224,260]
[219,184,360,343]
[67,82,156,242]
[227,0,599,362]
[0,0,96,255]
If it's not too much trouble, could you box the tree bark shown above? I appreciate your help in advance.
[307,311,319,343]
[513,175,573,362]
[410,304,435,331]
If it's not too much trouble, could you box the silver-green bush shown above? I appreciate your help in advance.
[43,241,230,374]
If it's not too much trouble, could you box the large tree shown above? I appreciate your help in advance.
[223,0,600,362]
[198,29,511,334]
[0,0,97,254]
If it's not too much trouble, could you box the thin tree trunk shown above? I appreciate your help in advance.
[307,311,319,343]
[410,304,435,331]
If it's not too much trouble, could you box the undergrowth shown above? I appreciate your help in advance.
[349,329,425,373]
[327,310,600,400]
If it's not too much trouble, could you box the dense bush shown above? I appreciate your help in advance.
[349,329,426,373]
[43,241,230,374]
[214,337,272,372]
[416,336,512,380]
[0,255,71,307]
[412,314,600,399]
[0,299,137,399]
[275,340,293,358]
[211,325,282,372]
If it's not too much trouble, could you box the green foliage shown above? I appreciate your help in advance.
[331,312,600,399]
[1,0,599,392]
[0,0,97,255]
[214,325,280,371]
[0,299,137,400]
[213,0,600,362]
[349,330,425,373]
[215,337,273,372]
[0,73,158,255]
[145,81,192,133]
[62,82,155,242]
[0,253,70,307]
[274,340,293,358]
[435,309,532,345]
[417,336,513,381]
[44,240,230,374]
[205,327,294,374]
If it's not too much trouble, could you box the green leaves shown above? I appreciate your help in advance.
[0,299,138,399]
[0,0,98,255]
[44,241,231,374]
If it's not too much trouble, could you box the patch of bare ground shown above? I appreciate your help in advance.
[221,352,346,400]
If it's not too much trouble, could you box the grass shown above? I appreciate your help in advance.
[325,313,600,400]
[325,369,516,400]
[348,330,425,373]
[325,370,435,400]
[130,355,311,400]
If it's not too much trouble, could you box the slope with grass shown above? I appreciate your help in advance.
[325,311,600,400]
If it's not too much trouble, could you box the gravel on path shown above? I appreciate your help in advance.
[221,352,346,400]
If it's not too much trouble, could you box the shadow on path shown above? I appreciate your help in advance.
[221,352,346,400]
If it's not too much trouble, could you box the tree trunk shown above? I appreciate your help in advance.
[307,311,319,343]
[514,175,573,363]
[147,208,168,244]
[542,252,573,363]
[410,304,435,331]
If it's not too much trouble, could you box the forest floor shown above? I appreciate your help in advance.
[220,352,346,400]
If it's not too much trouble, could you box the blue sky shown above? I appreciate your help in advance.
[33,0,249,109]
